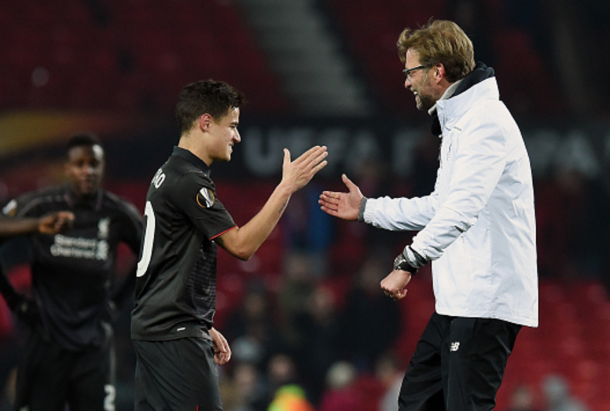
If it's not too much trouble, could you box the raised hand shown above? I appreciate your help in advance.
[319,174,364,221]
[280,146,328,194]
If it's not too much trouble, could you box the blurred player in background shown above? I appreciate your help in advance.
[131,79,327,410]
[319,20,538,411]
[0,133,144,411]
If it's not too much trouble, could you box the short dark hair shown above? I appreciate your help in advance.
[66,133,103,152]
[175,79,245,134]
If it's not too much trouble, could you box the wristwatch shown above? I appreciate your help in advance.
[393,246,427,274]
[393,253,418,274]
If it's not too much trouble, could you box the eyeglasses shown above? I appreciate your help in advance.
[402,65,428,80]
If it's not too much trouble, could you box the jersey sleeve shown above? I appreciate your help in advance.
[173,173,236,240]
[1,191,42,218]
[117,200,145,255]
[0,265,22,310]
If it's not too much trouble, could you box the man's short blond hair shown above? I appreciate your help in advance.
[397,20,475,82]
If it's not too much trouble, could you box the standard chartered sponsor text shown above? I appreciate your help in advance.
[55,234,97,248]
[51,235,108,260]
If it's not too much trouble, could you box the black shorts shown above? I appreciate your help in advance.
[133,337,221,411]
[398,312,521,411]
[14,327,115,411]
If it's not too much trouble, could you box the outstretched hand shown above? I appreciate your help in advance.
[280,146,328,194]
[318,174,363,221]
[39,211,75,235]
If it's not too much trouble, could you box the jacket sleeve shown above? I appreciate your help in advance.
[363,187,439,232]
[411,114,507,260]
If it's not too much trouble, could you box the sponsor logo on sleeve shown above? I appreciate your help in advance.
[196,187,215,208]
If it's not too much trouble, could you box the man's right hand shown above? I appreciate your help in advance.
[38,211,75,235]
[318,174,364,221]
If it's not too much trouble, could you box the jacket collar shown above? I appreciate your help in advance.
[428,79,463,117]
[431,62,496,136]
[451,62,495,98]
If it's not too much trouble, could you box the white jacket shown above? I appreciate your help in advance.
[364,77,538,327]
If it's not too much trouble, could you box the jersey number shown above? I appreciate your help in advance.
[136,201,155,277]
[104,384,116,411]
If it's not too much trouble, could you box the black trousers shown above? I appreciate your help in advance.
[14,328,115,411]
[398,312,521,411]
[133,337,221,411]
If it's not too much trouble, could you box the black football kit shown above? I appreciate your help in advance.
[0,184,143,411]
[132,147,236,410]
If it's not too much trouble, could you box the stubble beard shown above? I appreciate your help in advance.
[415,94,435,111]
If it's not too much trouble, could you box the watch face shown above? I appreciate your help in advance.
[394,254,416,273]
[393,255,406,269]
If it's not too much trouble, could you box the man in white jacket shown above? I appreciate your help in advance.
[319,20,538,411]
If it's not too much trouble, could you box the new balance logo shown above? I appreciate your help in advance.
[450,342,460,352]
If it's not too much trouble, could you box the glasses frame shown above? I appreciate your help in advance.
[402,65,428,80]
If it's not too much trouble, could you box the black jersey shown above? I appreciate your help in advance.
[1,185,143,351]
[131,147,236,341]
